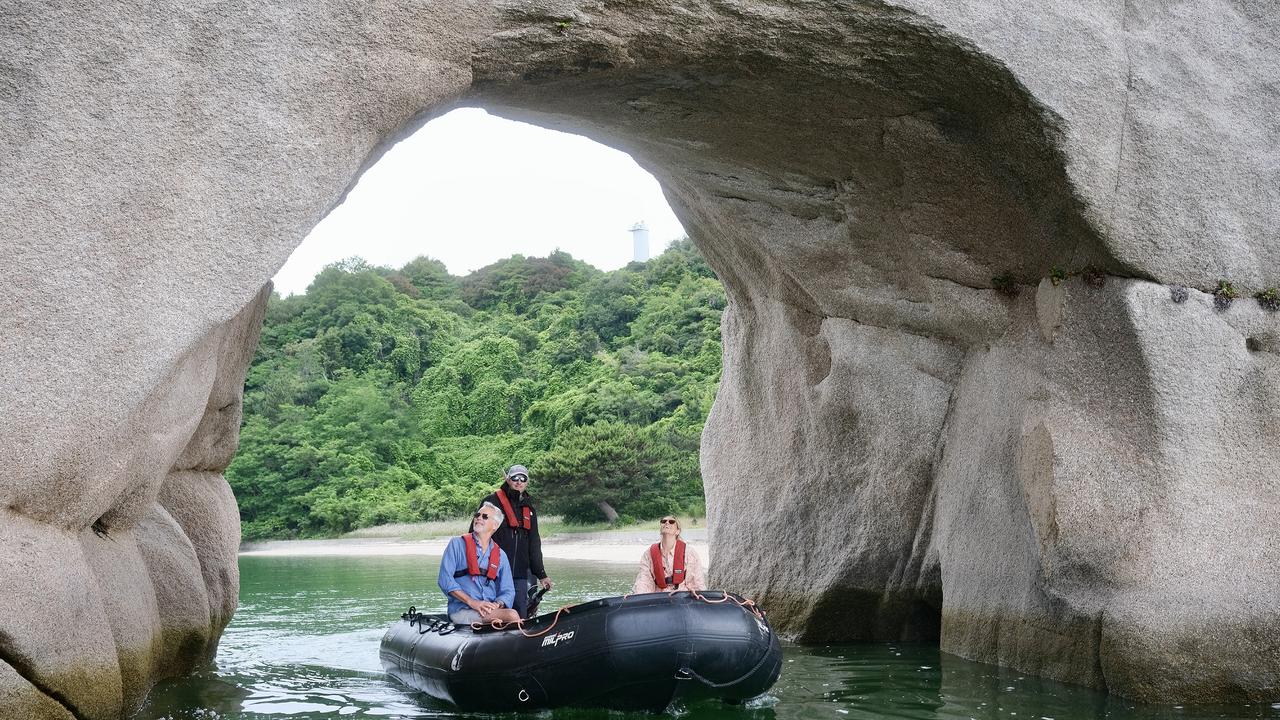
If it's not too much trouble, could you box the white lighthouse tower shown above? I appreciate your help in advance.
[630,221,650,262]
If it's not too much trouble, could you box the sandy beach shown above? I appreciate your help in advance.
[239,528,711,566]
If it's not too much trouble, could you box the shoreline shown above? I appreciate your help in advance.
[239,529,711,565]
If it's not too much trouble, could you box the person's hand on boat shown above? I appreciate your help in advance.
[472,600,500,616]
[539,577,553,591]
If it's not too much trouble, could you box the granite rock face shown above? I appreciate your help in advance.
[1,1,1277,715]
[0,285,268,719]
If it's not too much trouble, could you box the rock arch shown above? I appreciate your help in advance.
[2,2,1277,717]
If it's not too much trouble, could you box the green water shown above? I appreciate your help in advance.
[136,555,1278,720]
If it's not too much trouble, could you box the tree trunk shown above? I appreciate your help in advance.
[598,500,619,524]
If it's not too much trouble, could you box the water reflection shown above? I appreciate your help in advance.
[135,556,1278,720]
[771,644,1280,720]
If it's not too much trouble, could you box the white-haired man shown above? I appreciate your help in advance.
[437,501,521,625]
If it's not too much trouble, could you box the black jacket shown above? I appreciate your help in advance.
[480,486,547,580]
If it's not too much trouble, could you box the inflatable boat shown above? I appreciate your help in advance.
[380,591,782,712]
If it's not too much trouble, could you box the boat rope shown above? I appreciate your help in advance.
[690,590,766,620]
[471,605,574,638]
[624,589,766,620]
[463,591,763,638]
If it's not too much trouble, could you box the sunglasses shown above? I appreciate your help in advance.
[509,476,529,483]
[473,512,491,520]
[660,518,678,525]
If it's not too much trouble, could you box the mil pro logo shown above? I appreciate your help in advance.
[540,630,575,648]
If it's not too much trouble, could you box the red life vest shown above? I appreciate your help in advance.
[459,533,501,580]
[649,539,687,589]
[494,488,532,530]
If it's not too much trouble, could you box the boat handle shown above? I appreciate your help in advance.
[518,689,530,702]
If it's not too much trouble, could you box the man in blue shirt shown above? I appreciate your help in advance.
[438,501,520,625]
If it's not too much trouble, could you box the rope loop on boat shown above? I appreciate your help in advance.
[470,605,574,638]
[517,689,530,702]
[689,590,766,620]
[622,589,766,620]
[512,605,572,638]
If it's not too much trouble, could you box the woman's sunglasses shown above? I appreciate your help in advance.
[660,518,678,525]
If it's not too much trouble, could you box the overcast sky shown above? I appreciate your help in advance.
[272,108,687,296]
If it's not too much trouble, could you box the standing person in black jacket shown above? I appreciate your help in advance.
[479,464,553,618]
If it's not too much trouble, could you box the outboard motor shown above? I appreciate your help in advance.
[525,585,549,618]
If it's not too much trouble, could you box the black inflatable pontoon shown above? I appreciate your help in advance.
[380,591,782,712]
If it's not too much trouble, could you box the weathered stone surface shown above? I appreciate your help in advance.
[158,471,243,639]
[136,504,214,677]
[702,293,956,643]
[708,277,1280,701]
[0,513,125,719]
[0,288,268,718]
[1,0,1277,714]
[0,661,76,720]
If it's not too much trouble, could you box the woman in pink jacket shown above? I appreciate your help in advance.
[631,516,707,593]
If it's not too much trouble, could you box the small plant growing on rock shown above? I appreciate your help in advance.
[1255,287,1280,312]
[1081,265,1106,288]
[992,274,1019,297]
[1213,279,1239,311]
[554,19,573,32]
[1170,285,1189,304]
[1049,267,1068,286]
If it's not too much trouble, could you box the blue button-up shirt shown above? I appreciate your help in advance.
[438,534,515,615]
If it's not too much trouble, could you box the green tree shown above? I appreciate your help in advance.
[398,256,457,299]
[537,422,679,523]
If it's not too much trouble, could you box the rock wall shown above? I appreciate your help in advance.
[1,1,1276,715]
[706,276,1280,702]
[0,286,268,719]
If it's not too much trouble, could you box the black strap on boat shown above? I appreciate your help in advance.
[675,651,695,681]
[403,607,457,635]
[680,647,776,689]
[404,607,425,627]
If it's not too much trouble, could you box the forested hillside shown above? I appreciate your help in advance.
[228,240,725,539]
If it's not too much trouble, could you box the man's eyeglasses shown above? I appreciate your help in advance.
[660,518,678,525]
[474,512,490,520]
